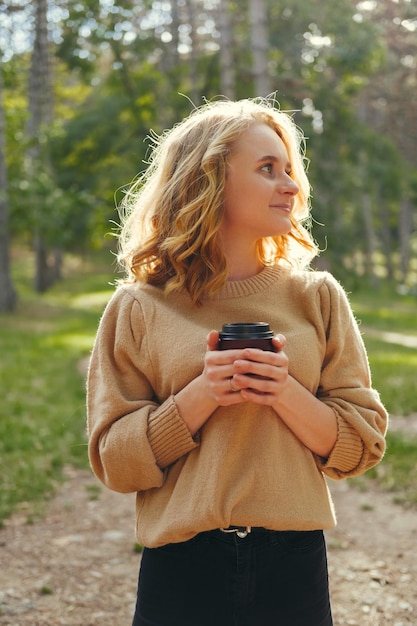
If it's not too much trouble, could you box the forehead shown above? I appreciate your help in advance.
[230,122,288,160]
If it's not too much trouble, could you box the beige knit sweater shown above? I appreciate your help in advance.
[87,265,387,548]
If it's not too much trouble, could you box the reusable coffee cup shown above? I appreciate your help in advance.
[218,322,276,351]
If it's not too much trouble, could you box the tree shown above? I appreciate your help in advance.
[0,52,17,312]
[217,1,236,99]
[26,0,56,292]
[248,0,270,96]
[2,0,415,289]
[355,0,417,283]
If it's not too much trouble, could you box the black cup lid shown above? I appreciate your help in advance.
[219,322,273,340]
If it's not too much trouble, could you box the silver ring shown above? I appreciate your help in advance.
[229,378,237,392]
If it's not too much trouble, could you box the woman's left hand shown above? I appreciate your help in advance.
[230,335,289,405]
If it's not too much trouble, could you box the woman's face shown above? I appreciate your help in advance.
[220,123,299,249]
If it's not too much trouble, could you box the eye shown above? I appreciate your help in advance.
[260,162,273,174]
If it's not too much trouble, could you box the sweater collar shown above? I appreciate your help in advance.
[212,265,284,300]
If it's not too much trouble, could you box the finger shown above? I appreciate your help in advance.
[272,334,286,351]
[240,387,277,403]
[239,370,288,400]
[206,330,220,351]
[233,350,288,370]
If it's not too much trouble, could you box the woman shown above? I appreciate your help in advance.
[87,98,388,626]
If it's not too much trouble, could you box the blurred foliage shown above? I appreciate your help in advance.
[1,0,416,289]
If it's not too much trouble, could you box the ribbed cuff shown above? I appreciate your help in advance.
[147,396,199,469]
[324,416,364,473]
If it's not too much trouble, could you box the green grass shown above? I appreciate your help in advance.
[349,287,417,503]
[350,288,417,335]
[379,433,417,506]
[0,251,116,525]
[0,261,416,525]
[350,289,417,416]
[362,338,417,415]
[353,431,417,506]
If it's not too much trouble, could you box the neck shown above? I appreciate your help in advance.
[226,255,264,282]
[219,232,263,281]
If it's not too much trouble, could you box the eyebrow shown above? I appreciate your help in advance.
[256,155,292,169]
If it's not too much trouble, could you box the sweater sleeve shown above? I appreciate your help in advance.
[314,274,388,480]
[86,287,199,494]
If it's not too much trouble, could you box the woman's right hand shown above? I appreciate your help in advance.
[174,330,247,436]
[202,330,250,406]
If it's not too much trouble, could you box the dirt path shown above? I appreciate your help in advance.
[1,451,416,626]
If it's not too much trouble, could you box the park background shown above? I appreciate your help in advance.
[0,0,416,582]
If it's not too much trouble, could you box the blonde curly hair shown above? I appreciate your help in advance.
[117,97,318,305]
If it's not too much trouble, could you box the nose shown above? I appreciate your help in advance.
[278,173,299,196]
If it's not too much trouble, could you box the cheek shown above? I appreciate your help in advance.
[223,185,244,217]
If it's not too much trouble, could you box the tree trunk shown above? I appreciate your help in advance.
[27,0,57,293]
[218,1,235,99]
[33,231,50,293]
[362,192,378,287]
[185,0,199,104]
[379,198,394,281]
[0,54,17,312]
[248,0,271,96]
[165,0,180,76]
[27,0,52,141]
[398,196,411,284]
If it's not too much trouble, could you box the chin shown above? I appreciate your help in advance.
[272,222,292,236]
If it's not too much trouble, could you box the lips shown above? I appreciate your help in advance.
[270,204,291,212]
